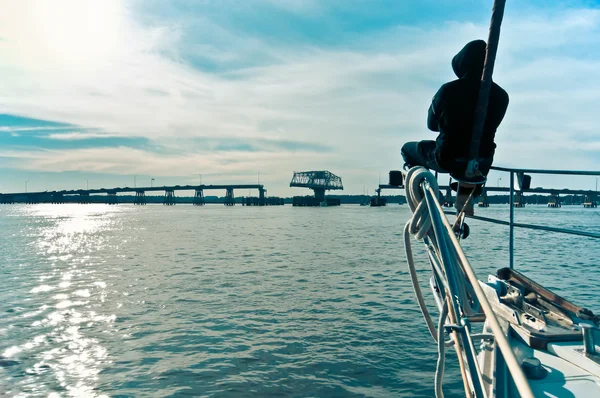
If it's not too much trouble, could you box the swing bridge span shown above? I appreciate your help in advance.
[0,184,271,206]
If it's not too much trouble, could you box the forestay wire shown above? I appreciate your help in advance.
[465,0,507,179]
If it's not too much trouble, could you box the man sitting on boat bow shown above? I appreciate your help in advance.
[401,39,509,215]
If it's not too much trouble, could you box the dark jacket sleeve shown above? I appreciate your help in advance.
[427,87,445,132]
[493,86,510,127]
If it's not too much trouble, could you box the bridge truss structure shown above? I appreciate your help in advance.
[290,170,343,201]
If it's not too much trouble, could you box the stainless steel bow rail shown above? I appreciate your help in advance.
[403,166,599,398]
[403,166,535,398]
[489,166,600,269]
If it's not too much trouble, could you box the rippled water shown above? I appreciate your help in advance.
[1,204,598,397]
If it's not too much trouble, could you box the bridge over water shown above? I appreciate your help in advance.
[376,184,598,207]
[440,186,599,208]
[374,166,600,207]
[0,184,268,206]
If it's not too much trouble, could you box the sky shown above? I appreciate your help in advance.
[1,0,600,196]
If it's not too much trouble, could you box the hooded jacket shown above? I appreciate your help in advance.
[427,39,509,173]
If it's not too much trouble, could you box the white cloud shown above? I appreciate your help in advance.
[45,132,122,140]
[0,146,334,193]
[0,1,599,193]
[0,126,73,133]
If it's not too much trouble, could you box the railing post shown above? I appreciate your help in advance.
[509,171,514,269]
[424,187,486,398]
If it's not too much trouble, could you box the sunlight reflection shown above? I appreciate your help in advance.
[25,204,124,257]
[30,285,55,293]
[5,204,123,396]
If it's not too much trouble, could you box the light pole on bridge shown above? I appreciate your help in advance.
[151,178,155,188]
[134,175,137,188]
[497,177,502,188]
[25,180,29,193]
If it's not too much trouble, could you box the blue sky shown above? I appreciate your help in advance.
[1,0,600,195]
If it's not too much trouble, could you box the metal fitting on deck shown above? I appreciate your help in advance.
[580,322,597,355]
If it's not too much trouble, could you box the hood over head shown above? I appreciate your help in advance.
[452,39,486,79]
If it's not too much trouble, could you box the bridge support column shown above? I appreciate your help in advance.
[225,188,235,206]
[548,194,561,208]
[583,194,597,208]
[51,193,64,204]
[514,191,525,207]
[443,187,454,207]
[164,189,175,206]
[312,187,325,203]
[134,190,146,205]
[370,188,386,206]
[193,189,205,206]
[26,194,40,204]
[1,194,15,204]
[478,189,489,207]
[106,192,118,205]
[259,188,266,206]
[78,193,90,204]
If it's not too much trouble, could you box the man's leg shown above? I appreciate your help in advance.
[419,141,448,174]
[401,140,444,171]
[477,157,493,177]
[401,141,425,168]
[402,141,448,202]
[455,185,475,216]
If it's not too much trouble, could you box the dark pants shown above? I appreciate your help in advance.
[401,140,494,177]
[401,141,448,173]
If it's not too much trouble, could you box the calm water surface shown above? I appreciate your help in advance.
[1,204,598,397]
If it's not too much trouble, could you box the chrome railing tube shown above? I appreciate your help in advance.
[509,171,515,269]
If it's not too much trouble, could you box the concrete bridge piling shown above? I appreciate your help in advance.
[134,190,146,205]
[106,192,118,205]
[548,193,561,208]
[225,188,235,206]
[163,190,175,206]
[584,194,598,208]
[478,189,490,207]
[513,191,525,207]
[193,189,205,206]
[79,192,90,204]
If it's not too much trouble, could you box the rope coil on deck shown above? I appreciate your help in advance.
[405,167,439,240]
[403,168,439,342]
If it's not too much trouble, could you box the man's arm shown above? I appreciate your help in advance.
[495,87,510,126]
[427,87,445,132]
